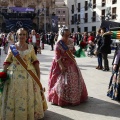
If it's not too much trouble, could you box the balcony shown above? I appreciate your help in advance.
[102,2,105,7]
[93,4,96,9]
[28,2,36,8]
[71,20,74,24]
[84,18,88,23]
[112,13,117,19]
[71,9,74,14]
[14,0,23,7]
[112,0,117,4]
[91,16,96,22]
[84,6,88,11]
[0,0,9,7]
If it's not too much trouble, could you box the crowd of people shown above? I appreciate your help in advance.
[0,26,120,119]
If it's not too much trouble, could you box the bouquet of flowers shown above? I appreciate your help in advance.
[0,69,9,93]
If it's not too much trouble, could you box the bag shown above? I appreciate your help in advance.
[94,49,98,55]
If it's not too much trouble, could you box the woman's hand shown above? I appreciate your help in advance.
[113,64,117,71]
[60,66,67,73]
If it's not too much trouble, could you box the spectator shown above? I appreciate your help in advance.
[100,27,112,71]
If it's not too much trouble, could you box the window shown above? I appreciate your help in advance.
[84,13,88,23]
[63,18,65,21]
[74,14,77,24]
[92,26,96,32]
[85,1,88,11]
[2,9,7,13]
[102,0,106,7]
[84,27,88,32]
[78,14,80,23]
[58,11,60,14]
[71,15,74,24]
[112,0,117,4]
[93,0,96,9]
[112,7,117,19]
[71,28,74,33]
[92,11,96,22]
[101,9,105,20]
[78,3,81,12]
[71,5,74,14]
[63,11,65,14]
[77,27,81,32]
[58,18,60,21]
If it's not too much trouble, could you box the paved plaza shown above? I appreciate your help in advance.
[0,45,120,120]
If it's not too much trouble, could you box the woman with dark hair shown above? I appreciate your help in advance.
[95,28,103,70]
[100,27,112,71]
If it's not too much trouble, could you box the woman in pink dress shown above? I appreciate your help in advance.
[48,26,88,106]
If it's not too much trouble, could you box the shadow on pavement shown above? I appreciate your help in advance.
[43,110,74,120]
[108,56,114,59]
[63,97,120,118]
[78,64,96,68]
[38,54,53,63]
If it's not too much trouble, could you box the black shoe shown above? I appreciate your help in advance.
[102,68,106,71]
[106,68,110,71]
[103,68,110,71]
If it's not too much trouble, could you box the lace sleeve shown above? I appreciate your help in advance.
[3,48,13,64]
[31,45,39,64]
[55,43,62,62]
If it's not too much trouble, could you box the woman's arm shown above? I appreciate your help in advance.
[3,64,10,72]
[3,48,13,72]
[57,59,66,73]
[113,50,120,71]
[34,63,40,80]
[103,31,113,36]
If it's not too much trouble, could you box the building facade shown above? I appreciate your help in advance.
[66,0,119,33]
[55,0,69,30]
[0,0,56,32]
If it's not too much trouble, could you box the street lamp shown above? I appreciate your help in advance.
[43,1,46,33]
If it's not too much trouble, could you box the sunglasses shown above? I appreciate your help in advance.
[19,34,26,36]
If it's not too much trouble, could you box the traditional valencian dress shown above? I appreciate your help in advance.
[107,46,120,101]
[0,44,47,120]
[48,39,88,106]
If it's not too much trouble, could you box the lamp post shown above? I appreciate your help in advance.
[37,9,40,31]
[43,1,46,33]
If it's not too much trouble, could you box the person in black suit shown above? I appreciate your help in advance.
[49,32,54,51]
[100,27,112,71]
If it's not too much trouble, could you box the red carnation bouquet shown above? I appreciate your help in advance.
[0,69,9,93]
[0,71,7,78]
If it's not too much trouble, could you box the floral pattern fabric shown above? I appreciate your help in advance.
[0,44,47,120]
[48,39,88,106]
[107,71,120,101]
